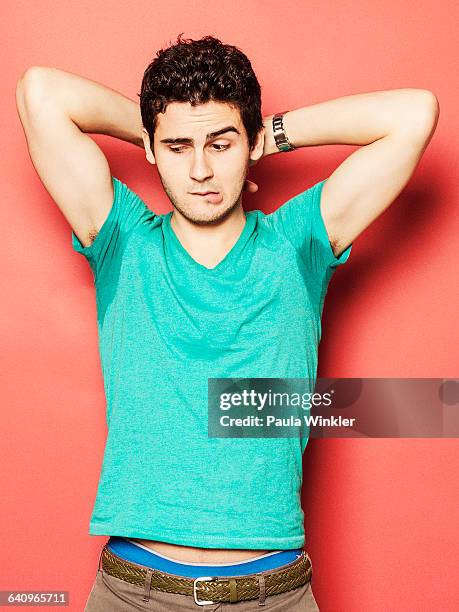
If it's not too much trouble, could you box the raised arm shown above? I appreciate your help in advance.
[15,66,144,247]
[262,88,439,257]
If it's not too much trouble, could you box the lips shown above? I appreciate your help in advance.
[191,191,223,204]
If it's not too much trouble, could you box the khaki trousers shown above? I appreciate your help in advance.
[84,547,320,611]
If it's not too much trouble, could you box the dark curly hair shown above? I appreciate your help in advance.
[138,34,263,154]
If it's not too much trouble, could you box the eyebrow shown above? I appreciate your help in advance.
[159,126,241,145]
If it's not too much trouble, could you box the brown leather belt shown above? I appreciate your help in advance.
[101,545,312,606]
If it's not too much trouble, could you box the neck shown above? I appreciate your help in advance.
[170,205,247,266]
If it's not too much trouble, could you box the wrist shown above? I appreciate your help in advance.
[262,112,296,157]
[272,111,296,152]
[262,115,279,157]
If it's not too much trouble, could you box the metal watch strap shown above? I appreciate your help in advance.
[272,111,296,152]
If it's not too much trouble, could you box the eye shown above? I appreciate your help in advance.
[169,144,230,154]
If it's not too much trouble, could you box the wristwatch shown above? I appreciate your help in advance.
[272,111,296,152]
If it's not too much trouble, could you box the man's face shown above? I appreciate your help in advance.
[142,101,263,226]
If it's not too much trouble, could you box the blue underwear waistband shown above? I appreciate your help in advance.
[106,536,304,578]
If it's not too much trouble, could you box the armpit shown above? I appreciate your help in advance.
[88,229,99,246]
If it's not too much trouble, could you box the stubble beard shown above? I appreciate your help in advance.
[162,178,246,227]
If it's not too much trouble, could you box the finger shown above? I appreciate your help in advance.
[244,179,259,193]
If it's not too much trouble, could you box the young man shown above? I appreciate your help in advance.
[16,34,438,611]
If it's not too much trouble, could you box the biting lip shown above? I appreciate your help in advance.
[191,191,219,195]
[189,191,224,204]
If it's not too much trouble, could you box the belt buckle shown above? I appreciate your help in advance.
[193,576,221,606]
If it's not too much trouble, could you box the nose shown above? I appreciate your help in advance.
[189,149,214,183]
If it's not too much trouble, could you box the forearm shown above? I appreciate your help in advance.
[262,88,438,157]
[18,66,144,148]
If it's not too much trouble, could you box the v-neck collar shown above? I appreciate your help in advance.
[163,209,256,273]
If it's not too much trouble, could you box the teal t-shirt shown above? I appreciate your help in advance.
[71,176,352,549]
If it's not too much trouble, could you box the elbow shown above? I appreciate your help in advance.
[16,66,51,116]
[417,89,440,123]
[409,90,440,139]
[16,66,50,99]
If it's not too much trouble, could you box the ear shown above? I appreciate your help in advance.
[142,128,157,165]
[248,126,265,166]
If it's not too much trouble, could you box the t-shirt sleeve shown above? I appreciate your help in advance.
[71,176,154,280]
[268,178,352,274]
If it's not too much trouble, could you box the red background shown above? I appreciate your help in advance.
[2,1,458,610]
